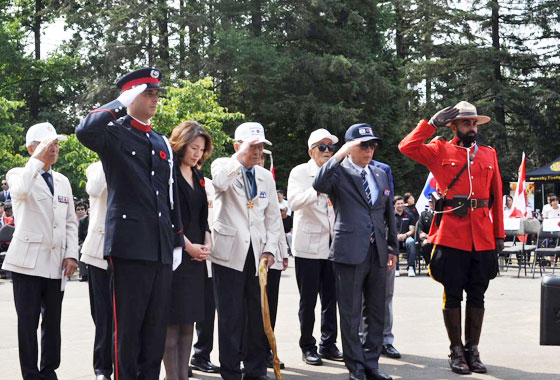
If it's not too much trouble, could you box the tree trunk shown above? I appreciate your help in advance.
[251,0,262,36]
[395,0,406,60]
[157,0,170,70]
[188,0,202,79]
[178,0,186,78]
[30,0,42,119]
[491,0,506,126]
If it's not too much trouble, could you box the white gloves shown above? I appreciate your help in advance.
[116,84,147,107]
[172,247,183,271]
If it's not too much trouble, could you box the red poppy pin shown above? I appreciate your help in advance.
[159,150,167,160]
[199,179,205,187]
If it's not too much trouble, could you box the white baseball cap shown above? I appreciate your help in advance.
[234,122,272,145]
[26,122,68,147]
[308,128,339,149]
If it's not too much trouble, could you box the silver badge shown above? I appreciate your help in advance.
[150,70,159,78]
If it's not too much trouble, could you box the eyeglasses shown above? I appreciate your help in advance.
[314,144,337,152]
[359,141,378,150]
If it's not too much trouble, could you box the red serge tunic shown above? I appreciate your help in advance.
[398,119,505,252]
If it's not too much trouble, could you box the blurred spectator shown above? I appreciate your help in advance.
[277,189,291,216]
[417,198,435,264]
[3,202,14,226]
[76,200,89,282]
[394,195,417,277]
[542,195,560,219]
[403,192,419,225]
[542,193,556,215]
[503,195,514,218]
[0,179,10,202]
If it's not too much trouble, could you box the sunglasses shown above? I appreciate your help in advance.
[314,144,337,152]
[359,141,378,150]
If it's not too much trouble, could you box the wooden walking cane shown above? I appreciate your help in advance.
[258,257,282,380]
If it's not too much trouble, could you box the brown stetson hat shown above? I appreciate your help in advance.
[446,101,491,126]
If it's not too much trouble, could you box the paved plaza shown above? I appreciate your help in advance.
[1,265,559,380]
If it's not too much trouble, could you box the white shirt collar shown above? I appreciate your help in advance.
[348,157,371,176]
[130,115,151,126]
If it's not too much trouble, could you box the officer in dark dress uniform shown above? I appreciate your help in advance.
[76,68,184,380]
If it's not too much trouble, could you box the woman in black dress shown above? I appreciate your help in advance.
[164,121,213,380]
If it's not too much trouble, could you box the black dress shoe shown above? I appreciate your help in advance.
[241,375,272,380]
[381,344,401,359]
[302,349,323,365]
[190,357,220,373]
[366,368,393,380]
[349,370,366,380]
[188,366,193,377]
[266,350,285,369]
[318,345,344,361]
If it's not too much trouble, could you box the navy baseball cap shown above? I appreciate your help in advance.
[116,68,166,94]
[344,123,382,142]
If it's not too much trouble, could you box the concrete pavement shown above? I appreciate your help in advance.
[1,265,559,380]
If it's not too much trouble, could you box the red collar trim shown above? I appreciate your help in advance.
[130,119,152,133]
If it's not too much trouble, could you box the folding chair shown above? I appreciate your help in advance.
[531,221,560,278]
[518,218,540,277]
[500,218,523,273]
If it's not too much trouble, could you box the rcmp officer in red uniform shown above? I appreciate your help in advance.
[399,101,505,375]
[76,68,184,380]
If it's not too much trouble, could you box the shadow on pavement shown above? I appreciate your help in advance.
[189,355,560,380]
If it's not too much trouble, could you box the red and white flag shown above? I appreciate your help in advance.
[510,152,527,218]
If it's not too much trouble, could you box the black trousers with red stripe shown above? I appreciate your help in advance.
[109,258,172,380]
[87,265,112,377]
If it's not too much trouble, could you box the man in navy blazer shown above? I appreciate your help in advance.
[313,123,398,380]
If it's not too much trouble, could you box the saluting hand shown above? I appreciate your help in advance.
[31,136,59,166]
[333,140,361,162]
[429,106,460,128]
[116,83,147,107]
[235,137,261,163]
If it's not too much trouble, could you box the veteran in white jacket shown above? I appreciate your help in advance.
[210,122,282,380]
[287,128,342,365]
[2,122,78,380]
[80,161,113,380]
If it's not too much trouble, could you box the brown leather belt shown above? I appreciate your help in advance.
[443,198,489,209]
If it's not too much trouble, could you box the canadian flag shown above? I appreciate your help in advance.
[510,152,527,218]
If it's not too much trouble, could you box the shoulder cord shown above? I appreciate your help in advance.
[434,143,479,216]
[162,135,174,210]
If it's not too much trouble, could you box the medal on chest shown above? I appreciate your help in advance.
[241,169,256,210]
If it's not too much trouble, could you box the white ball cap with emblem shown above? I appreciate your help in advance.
[307,128,339,149]
[234,122,272,145]
[26,122,68,147]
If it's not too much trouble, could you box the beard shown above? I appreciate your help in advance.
[457,130,477,146]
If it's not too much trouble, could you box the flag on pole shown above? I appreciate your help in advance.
[416,172,438,212]
[510,152,527,218]
[263,149,275,181]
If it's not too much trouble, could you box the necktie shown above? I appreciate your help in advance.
[41,172,54,195]
[361,170,375,243]
[246,171,256,198]
[361,170,373,206]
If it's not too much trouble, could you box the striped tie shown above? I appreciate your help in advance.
[361,170,373,206]
[361,170,375,243]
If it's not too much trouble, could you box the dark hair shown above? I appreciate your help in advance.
[506,195,513,201]
[394,195,404,203]
[551,196,558,202]
[169,121,214,166]
[277,190,285,196]
[548,193,557,198]
[403,192,414,203]
[75,200,88,210]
